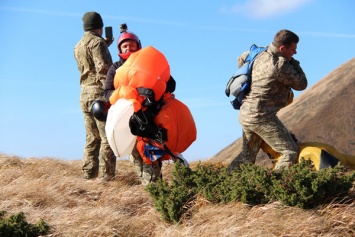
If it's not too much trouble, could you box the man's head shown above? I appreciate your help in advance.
[273,29,299,61]
[117,31,142,60]
[82,11,103,31]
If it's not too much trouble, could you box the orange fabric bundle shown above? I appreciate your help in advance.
[108,46,196,164]
[137,93,197,164]
[109,46,170,111]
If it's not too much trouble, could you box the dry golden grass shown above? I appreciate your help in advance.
[1,154,354,237]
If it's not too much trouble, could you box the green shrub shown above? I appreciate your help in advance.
[193,162,232,203]
[229,163,274,205]
[0,211,50,237]
[147,160,355,223]
[271,159,355,208]
[146,163,197,223]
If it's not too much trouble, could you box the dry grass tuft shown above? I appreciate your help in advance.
[1,154,354,237]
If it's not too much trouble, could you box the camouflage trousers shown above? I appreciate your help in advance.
[82,111,116,178]
[129,145,162,186]
[228,116,298,171]
[80,86,116,179]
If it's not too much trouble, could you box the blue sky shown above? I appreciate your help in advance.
[0,0,354,162]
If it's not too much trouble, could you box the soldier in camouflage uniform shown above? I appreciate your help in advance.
[103,27,162,186]
[74,11,116,180]
[228,29,307,171]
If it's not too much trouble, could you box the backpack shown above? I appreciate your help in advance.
[225,44,268,110]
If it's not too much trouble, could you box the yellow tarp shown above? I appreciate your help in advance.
[261,142,355,171]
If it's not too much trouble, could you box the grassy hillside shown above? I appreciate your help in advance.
[1,154,354,237]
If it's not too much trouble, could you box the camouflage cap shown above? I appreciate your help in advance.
[82,11,103,31]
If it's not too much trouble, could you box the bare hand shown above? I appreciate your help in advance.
[104,37,114,47]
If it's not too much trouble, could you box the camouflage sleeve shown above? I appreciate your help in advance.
[237,51,250,68]
[91,39,112,85]
[276,57,307,91]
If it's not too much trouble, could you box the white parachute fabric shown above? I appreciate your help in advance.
[105,98,136,158]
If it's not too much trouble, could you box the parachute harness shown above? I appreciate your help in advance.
[133,110,148,131]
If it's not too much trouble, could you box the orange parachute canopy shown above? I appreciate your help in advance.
[137,93,197,164]
[109,46,170,111]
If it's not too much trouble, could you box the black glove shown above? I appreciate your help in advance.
[137,87,156,107]
[166,76,176,93]
[129,111,167,142]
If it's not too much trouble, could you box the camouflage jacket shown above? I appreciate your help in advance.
[238,43,307,123]
[74,31,112,88]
